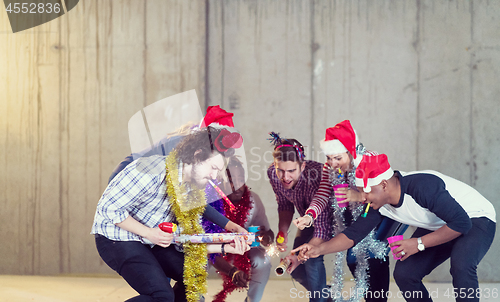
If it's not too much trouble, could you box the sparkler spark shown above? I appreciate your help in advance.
[265,244,280,258]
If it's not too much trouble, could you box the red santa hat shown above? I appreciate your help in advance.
[199,105,235,129]
[319,120,359,158]
[355,154,394,192]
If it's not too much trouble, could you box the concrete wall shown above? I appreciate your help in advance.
[0,0,206,275]
[1,0,499,282]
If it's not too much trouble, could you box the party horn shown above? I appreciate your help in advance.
[275,258,291,276]
[173,233,255,244]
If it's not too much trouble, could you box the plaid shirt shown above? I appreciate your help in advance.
[91,156,176,244]
[267,160,332,240]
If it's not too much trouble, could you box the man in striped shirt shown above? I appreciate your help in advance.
[267,135,331,302]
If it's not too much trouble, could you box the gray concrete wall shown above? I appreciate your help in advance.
[0,0,206,275]
[1,0,499,283]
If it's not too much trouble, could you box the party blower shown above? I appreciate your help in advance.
[275,257,291,276]
[159,222,256,244]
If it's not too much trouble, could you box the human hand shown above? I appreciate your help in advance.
[334,187,365,203]
[256,228,274,247]
[284,253,301,274]
[146,227,173,248]
[226,221,248,234]
[291,243,322,260]
[225,236,251,255]
[229,267,249,287]
[276,231,288,252]
[235,224,248,234]
[293,215,313,230]
[390,238,419,261]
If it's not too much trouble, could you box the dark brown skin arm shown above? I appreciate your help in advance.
[292,233,354,259]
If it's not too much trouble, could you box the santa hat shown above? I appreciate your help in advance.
[319,120,359,158]
[199,105,235,129]
[355,154,394,192]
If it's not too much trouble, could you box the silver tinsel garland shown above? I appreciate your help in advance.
[328,146,388,302]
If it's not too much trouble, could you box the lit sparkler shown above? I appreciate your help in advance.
[264,243,280,258]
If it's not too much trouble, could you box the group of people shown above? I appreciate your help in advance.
[91,105,496,302]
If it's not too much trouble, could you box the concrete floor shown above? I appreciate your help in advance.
[0,275,498,302]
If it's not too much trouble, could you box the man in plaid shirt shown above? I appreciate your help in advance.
[267,136,331,302]
[92,127,249,302]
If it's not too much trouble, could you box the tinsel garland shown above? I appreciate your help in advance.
[328,147,388,302]
[213,185,253,302]
[165,151,208,302]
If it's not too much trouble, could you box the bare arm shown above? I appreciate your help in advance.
[206,236,250,255]
[292,233,354,259]
[224,220,248,233]
[277,210,294,251]
[212,256,248,287]
[392,225,462,261]
[212,255,234,275]
[307,237,325,246]
[421,225,462,248]
[279,210,294,234]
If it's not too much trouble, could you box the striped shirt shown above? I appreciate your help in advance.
[91,156,176,245]
[306,151,379,219]
[267,160,331,240]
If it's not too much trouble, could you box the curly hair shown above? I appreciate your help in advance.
[175,126,236,165]
[272,138,306,163]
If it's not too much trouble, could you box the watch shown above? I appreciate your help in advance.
[417,237,425,252]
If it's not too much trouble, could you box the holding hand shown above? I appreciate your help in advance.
[226,221,248,234]
[256,228,274,247]
[334,187,365,203]
[293,215,313,230]
[224,236,251,255]
[276,231,288,252]
[283,253,301,274]
[229,266,249,287]
[390,238,419,261]
[146,227,173,248]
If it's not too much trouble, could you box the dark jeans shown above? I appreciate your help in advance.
[393,217,496,302]
[348,257,390,302]
[291,227,329,302]
[95,234,187,302]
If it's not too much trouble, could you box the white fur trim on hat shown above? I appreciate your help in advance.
[320,139,347,155]
[353,129,359,149]
[355,167,394,193]
[353,153,363,168]
[319,129,360,156]
[198,121,238,132]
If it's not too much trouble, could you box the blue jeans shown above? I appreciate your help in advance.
[393,217,496,302]
[245,247,272,302]
[95,234,187,302]
[291,227,329,302]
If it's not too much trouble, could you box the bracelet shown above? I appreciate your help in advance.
[221,243,226,256]
[228,266,238,279]
[231,269,241,282]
